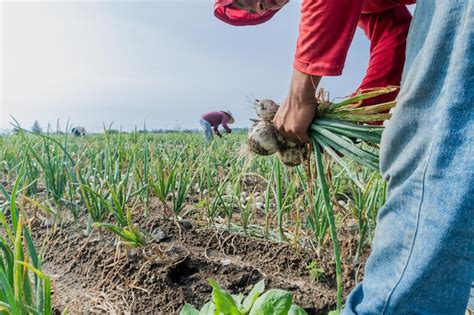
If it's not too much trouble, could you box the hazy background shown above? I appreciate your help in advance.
[0,1,413,133]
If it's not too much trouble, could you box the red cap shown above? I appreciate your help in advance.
[214,0,281,26]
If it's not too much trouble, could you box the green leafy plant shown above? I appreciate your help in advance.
[179,279,308,315]
[93,223,148,247]
[306,260,325,282]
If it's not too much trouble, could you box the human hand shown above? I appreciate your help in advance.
[273,69,321,144]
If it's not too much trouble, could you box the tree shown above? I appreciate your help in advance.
[31,120,42,134]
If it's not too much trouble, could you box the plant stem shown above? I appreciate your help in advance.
[313,140,343,311]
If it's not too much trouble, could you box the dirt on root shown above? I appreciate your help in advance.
[31,212,368,315]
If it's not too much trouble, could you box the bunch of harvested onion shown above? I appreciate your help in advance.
[247,86,398,171]
[247,99,307,166]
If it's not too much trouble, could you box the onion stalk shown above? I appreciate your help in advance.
[247,86,398,313]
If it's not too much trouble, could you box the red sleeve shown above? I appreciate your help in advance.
[357,5,412,105]
[293,0,365,76]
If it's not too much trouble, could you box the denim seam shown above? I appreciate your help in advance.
[381,134,437,315]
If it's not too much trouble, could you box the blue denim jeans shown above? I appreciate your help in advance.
[200,118,213,143]
[343,1,474,314]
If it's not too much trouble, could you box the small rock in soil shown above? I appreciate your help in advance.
[178,220,193,230]
[151,227,168,242]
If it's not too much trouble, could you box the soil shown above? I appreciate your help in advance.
[29,208,369,315]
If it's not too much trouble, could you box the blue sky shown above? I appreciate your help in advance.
[1,1,404,132]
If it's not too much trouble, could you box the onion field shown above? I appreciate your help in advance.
[0,128,386,314]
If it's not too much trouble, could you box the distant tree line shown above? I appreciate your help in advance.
[3,122,248,136]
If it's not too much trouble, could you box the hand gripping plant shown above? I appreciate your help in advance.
[248,87,397,168]
[247,86,398,312]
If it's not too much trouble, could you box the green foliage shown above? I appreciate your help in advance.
[0,120,389,314]
[209,279,241,315]
[0,128,383,249]
[306,87,396,312]
[93,223,148,247]
[288,304,308,315]
[249,289,292,315]
[180,303,200,315]
[0,164,52,314]
[180,279,307,315]
[306,260,325,282]
[241,276,265,312]
[180,301,216,315]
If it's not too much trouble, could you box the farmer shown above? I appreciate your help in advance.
[200,111,234,142]
[214,1,474,314]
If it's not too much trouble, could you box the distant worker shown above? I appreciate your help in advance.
[71,126,86,137]
[200,111,234,142]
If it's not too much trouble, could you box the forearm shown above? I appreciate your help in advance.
[222,123,232,133]
[288,69,321,103]
[273,69,322,144]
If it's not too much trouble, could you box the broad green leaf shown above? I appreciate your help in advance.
[199,301,216,315]
[249,289,292,315]
[232,293,244,309]
[242,279,265,312]
[208,279,241,315]
[288,304,308,315]
[180,303,200,315]
[328,311,341,315]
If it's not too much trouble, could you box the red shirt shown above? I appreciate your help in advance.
[201,111,232,132]
[215,0,415,101]
[295,0,414,99]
